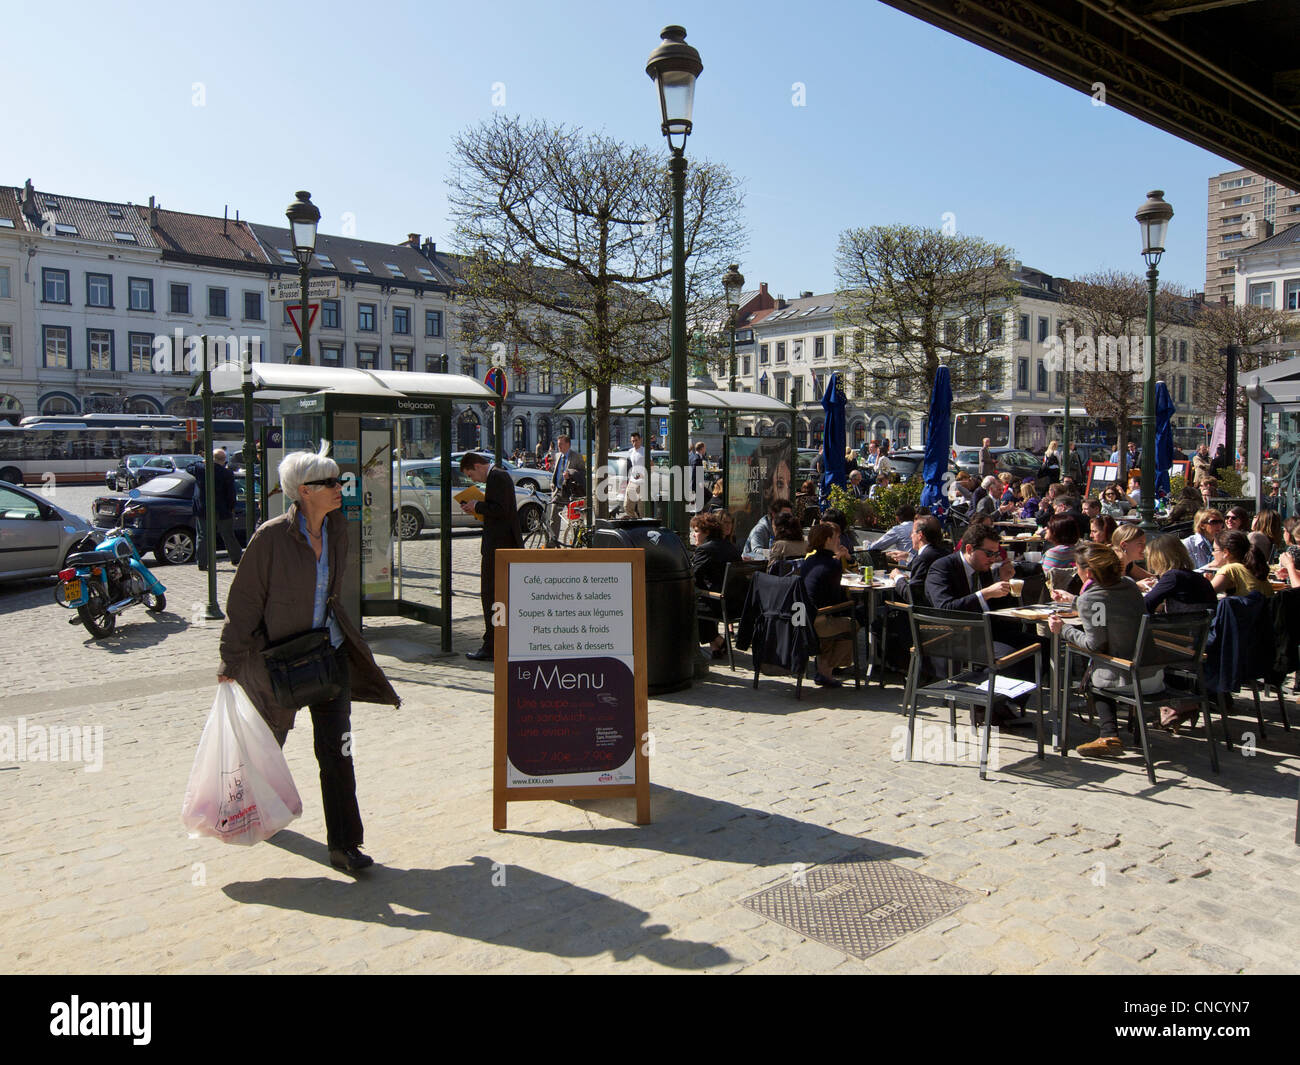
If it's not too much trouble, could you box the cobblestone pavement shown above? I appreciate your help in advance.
[1,527,1298,974]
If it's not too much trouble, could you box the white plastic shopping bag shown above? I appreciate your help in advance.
[181,682,302,845]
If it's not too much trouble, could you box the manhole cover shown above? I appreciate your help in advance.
[740,855,976,959]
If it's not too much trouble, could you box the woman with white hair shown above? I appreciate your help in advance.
[217,447,399,873]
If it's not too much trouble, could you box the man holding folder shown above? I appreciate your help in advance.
[459,452,523,661]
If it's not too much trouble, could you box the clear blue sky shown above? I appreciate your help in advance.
[5,0,1235,296]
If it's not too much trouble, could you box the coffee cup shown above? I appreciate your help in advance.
[1009,578,1025,597]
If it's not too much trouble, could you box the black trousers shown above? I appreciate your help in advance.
[272,648,362,849]
[480,549,495,652]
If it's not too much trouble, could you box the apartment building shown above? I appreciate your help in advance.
[1206,168,1300,305]
[1233,220,1300,331]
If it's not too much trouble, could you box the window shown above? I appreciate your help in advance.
[321,345,341,366]
[985,357,1005,392]
[1219,176,1253,190]
[86,273,112,308]
[814,336,824,359]
[1159,336,1168,357]
[461,357,477,378]
[514,367,528,392]
[358,303,376,331]
[1016,357,1029,390]
[424,354,442,373]
[0,266,9,299]
[44,326,70,368]
[775,377,786,402]
[791,339,803,361]
[0,218,14,229]
[43,268,69,304]
[1037,317,1049,343]
[316,254,335,269]
[1286,279,1300,310]
[357,346,377,369]
[425,310,443,337]
[1055,371,1065,394]
[759,343,769,364]
[1036,361,1048,392]
[742,355,751,376]
[1179,340,1188,362]
[944,319,959,345]
[112,232,137,244]
[129,332,153,373]
[537,369,551,393]
[1018,315,1029,341]
[392,307,410,335]
[208,287,228,317]
[170,283,189,314]
[791,377,803,405]
[392,349,411,372]
[759,375,769,396]
[54,223,78,236]
[1249,282,1274,308]
[87,329,113,370]
[835,334,845,360]
[0,325,12,366]
[965,318,979,345]
[283,303,296,325]
[243,291,263,321]
[283,343,300,363]
[1221,233,1244,243]
[988,315,1003,341]
[349,257,372,274]
[276,248,297,266]
[1178,376,1187,404]
[321,299,340,329]
[129,278,153,311]
[776,341,786,363]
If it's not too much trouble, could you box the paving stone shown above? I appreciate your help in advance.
[1189,943,1252,972]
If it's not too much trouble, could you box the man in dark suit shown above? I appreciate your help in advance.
[549,434,585,540]
[925,530,1015,614]
[460,452,523,661]
[891,516,947,606]
[193,448,242,570]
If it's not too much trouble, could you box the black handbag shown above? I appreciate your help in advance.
[261,628,342,708]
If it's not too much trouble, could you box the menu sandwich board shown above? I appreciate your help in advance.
[492,548,650,830]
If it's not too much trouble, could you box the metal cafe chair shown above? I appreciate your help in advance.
[1062,610,1217,785]
[695,561,764,671]
[902,605,1044,781]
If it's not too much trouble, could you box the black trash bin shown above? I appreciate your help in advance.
[592,518,694,694]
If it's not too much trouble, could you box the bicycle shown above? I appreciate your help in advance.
[524,497,594,549]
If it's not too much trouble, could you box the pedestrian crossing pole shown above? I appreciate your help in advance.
[200,334,222,620]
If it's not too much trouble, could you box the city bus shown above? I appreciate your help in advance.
[0,414,247,485]
[954,410,1208,459]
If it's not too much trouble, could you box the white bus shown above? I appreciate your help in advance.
[954,409,1206,458]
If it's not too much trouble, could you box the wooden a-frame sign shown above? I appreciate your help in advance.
[493,548,650,830]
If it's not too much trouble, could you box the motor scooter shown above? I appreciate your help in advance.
[55,525,167,638]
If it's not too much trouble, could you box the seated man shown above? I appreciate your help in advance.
[891,515,947,606]
[871,503,917,555]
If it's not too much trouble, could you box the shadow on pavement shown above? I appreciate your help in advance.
[225,844,728,969]
[78,611,190,653]
[510,784,921,869]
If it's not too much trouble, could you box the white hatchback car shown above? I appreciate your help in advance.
[392,459,545,540]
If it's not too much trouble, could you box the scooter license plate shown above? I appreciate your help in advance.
[62,580,82,603]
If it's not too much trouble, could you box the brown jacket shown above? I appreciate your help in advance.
[218,501,400,731]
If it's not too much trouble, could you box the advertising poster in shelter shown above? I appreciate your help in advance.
[727,437,794,550]
[359,430,393,598]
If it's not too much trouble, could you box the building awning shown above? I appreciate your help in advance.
[194,362,499,402]
[553,386,794,416]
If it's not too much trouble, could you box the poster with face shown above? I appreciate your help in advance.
[727,437,794,549]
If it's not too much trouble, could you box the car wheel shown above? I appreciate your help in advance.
[520,503,544,534]
[396,506,423,541]
[155,527,195,565]
[0,465,22,485]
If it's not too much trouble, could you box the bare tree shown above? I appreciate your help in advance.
[1056,270,1190,481]
[1191,301,1291,434]
[447,115,744,513]
[834,225,1021,410]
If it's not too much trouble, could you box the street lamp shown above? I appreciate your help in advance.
[647,24,702,536]
[722,263,744,438]
[286,190,320,365]
[1135,189,1173,531]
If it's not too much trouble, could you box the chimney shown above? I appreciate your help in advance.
[149,195,158,229]
[20,178,40,223]
[759,282,768,296]
[421,238,436,259]
[406,232,420,249]
[799,290,813,299]
[223,205,228,234]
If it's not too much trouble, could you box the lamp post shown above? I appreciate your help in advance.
[286,191,320,365]
[722,263,743,438]
[1135,189,1173,532]
[647,24,702,536]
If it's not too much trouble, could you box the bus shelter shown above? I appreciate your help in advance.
[553,385,797,546]
[1246,356,1300,519]
[202,363,499,651]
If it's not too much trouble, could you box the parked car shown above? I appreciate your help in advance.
[105,454,157,491]
[952,446,1042,482]
[0,480,102,582]
[132,453,205,489]
[92,471,252,565]
[393,459,545,540]
[448,452,553,494]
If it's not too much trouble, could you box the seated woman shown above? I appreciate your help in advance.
[1048,542,1163,758]
[801,522,856,688]
[690,511,741,657]
[793,479,820,528]
[1090,514,1118,545]
[767,510,810,565]
[1140,534,1215,614]
[1283,516,1300,564]
[998,472,1016,506]
[1250,509,1282,564]
[706,479,727,512]
[1111,523,1153,582]
[1099,485,1129,518]
[718,509,736,545]
[1041,513,1081,592]
[1210,530,1273,597]
[1017,481,1039,520]
[1165,485,1202,524]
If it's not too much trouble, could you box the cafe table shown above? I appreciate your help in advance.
[1001,602,1082,751]
[840,571,897,685]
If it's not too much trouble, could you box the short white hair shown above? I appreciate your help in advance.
[279,446,339,504]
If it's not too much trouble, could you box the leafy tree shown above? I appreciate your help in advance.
[834,225,1021,410]
[447,114,744,513]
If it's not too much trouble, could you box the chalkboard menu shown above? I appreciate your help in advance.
[493,549,649,829]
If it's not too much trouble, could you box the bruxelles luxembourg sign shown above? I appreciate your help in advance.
[269,277,340,302]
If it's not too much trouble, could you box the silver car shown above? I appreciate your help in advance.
[393,459,545,540]
[0,481,102,581]
[449,452,553,494]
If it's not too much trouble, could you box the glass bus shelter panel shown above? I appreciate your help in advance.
[390,413,445,619]
[1262,407,1300,519]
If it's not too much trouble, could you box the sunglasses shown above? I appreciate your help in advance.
[1205,519,1224,526]
[304,477,343,488]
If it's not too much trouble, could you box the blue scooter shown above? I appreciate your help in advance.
[56,525,167,638]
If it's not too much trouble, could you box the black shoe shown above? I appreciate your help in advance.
[466,648,493,661]
[329,846,374,873]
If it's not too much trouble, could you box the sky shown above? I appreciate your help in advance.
[3,0,1239,298]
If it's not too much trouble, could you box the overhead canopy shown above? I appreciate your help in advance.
[882,0,1300,190]
[553,386,795,416]
[194,362,498,403]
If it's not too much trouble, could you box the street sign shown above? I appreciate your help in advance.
[286,304,319,342]
[659,416,668,439]
[269,277,339,302]
[485,367,508,399]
